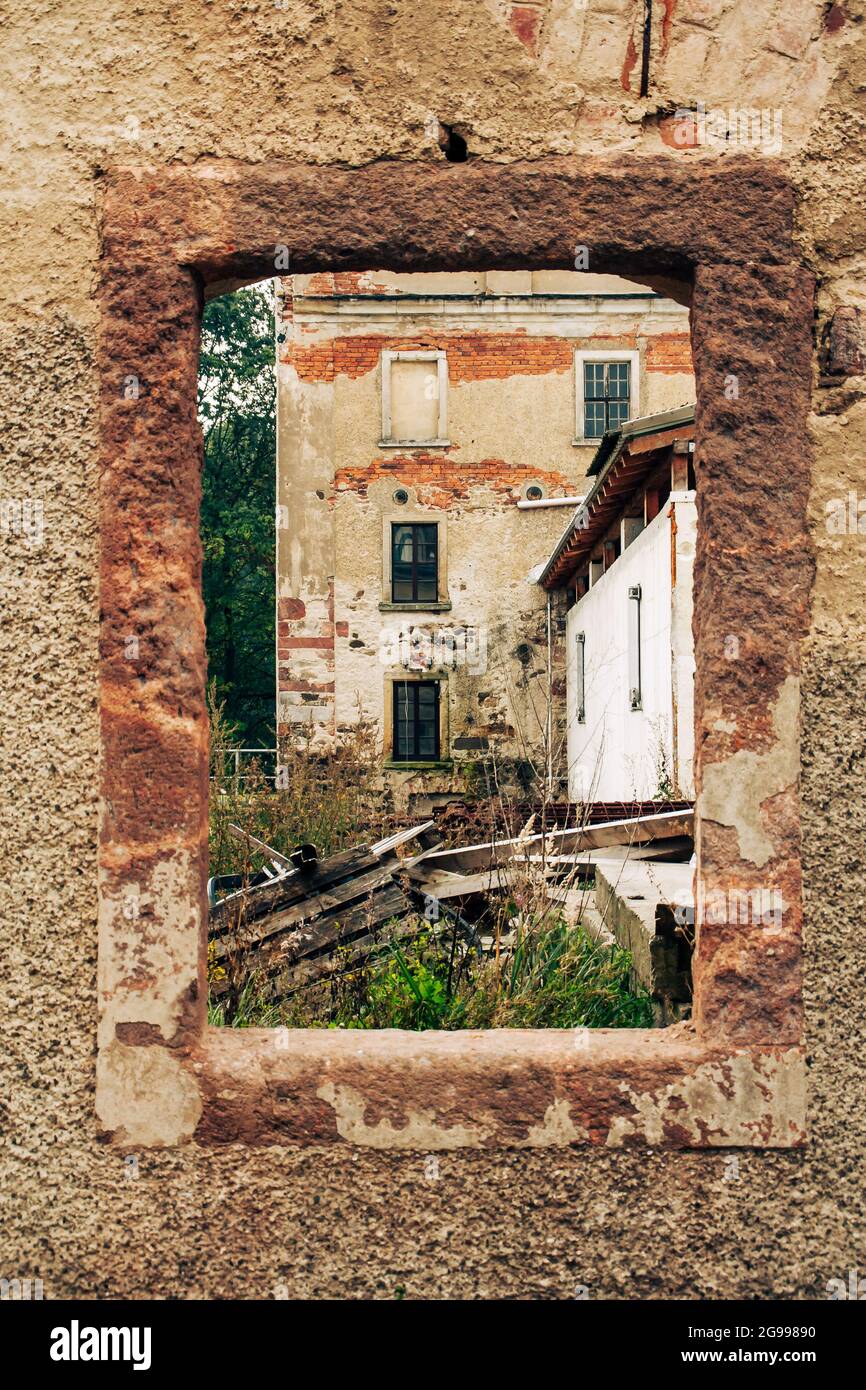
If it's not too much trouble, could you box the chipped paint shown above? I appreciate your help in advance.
[621,33,638,92]
[699,677,800,868]
[97,849,203,1051]
[520,1096,590,1146]
[606,1050,806,1148]
[97,1040,203,1146]
[317,1081,493,1149]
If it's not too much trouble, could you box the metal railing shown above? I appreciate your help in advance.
[210,747,278,786]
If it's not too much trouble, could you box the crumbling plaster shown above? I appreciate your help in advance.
[1,0,864,1300]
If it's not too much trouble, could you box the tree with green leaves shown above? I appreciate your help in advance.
[198,282,276,747]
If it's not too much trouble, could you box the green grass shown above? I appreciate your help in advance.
[208,914,654,1031]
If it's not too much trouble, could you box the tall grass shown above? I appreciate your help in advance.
[208,682,387,878]
[209,913,652,1032]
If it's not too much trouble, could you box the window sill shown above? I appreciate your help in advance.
[378,439,452,449]
[572,437,605,447]
[383,760,453,771]
[379,600,452,613]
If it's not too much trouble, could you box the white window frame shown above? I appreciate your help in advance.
[575,631,586,724]
[627,583,642,711]
[574,349,639,445]
[380,349,449,447]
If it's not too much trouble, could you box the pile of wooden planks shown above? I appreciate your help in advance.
[208,823,438,999]
[412,808,693,876]
[208,809,695,1003]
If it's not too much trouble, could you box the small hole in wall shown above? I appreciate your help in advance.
[525,484,544,501]
[393,488,409,504]
[438,123,468,163]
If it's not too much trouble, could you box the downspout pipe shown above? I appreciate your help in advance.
[546,593,553,798]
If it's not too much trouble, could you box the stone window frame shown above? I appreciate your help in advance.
[382,670,451,770]
[379,510,451,612]
[380,349,450,447]
[574,348,640,444]
[96,157,811,1150]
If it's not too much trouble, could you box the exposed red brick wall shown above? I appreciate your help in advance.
[278,597,306,620]
[278,678,335,693]
[302,271,392,296]
[276,580,335,710]
[333,455,573,508]
[646,333,694,373]
[285,332,648,384]
[279,635,335,651]
[508,3,545,56]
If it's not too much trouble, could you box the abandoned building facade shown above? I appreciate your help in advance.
[275,270,695,805]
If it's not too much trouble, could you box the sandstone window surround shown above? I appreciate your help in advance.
[97,157,812,1151]
[382,669,450,770]
[380,349,450,447]
[379,510,451,612]
[574,349,640,444]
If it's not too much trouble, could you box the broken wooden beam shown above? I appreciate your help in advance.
[370,820,437,858]
[226,823,318,873]
[410,809,693,876]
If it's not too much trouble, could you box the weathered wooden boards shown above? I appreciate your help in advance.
[412,809,694,876]
[208,810,695,1002]
[209,829,433,1000]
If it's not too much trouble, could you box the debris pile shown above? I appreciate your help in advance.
[208,807,695,1021]
[208,822,441,1000]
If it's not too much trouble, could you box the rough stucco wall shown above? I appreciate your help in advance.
[1,0,864,1299]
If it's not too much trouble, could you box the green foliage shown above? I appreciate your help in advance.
[207,971,283,1029]
[198,283,276,746]
[335,936,466,1030]
[454,918,654,1029]
[223,916,654,1033]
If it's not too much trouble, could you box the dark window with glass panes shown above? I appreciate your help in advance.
[392,680,440,761]
[583,360,631,438]
[391,522,438,603]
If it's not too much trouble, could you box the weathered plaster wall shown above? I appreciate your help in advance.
[1,0,865,1299]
